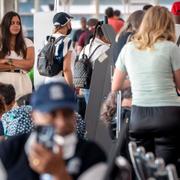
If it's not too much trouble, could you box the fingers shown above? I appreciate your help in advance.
[28,144,49,173]
[28,143,64,174]
[32,143,50,155]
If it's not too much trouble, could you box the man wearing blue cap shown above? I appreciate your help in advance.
[0,82,106,180]
[44,12,74,86]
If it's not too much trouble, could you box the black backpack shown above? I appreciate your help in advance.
[37,36,64,77]
[73,45,102,89]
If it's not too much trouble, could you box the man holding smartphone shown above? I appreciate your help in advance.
[0,82,106,180]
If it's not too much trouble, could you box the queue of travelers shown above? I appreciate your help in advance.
[0,1,179,179]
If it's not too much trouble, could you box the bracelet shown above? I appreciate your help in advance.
[7,59,13,66]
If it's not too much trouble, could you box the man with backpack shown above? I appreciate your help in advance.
[37,12,74,87]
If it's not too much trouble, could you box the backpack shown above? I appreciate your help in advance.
[37,36,64,77]
[73,45,102,89]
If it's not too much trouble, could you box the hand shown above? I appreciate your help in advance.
[28,143,66,177]
[0,59,8,64]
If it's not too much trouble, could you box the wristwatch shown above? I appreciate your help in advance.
[7,58,13,66]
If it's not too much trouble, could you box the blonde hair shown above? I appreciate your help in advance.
[133,6,176,50]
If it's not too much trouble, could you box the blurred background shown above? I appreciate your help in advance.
[0,0,175,40]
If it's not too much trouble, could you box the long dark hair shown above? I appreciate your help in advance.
[0,11,26,58]
[89,21,104,48]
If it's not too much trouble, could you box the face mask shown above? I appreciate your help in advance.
[54,133,77,159]
[25,132,77,160]
[66,27,72,35]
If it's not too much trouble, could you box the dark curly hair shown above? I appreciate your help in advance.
[105,7,114,18]
[0,83,15,105]
[100,91,117,124]
[0,95,6,116]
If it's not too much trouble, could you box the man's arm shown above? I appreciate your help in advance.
[63,51,73,87]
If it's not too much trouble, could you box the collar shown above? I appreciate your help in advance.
[52,33,66,38]
[90,37,110,47]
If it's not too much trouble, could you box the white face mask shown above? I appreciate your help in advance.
[54,133,77,159]
[25,132,78,180]
[25,132,77,160]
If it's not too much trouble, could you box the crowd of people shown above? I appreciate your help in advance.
[0,1,179,180]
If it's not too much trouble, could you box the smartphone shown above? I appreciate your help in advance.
[36,125,55,150]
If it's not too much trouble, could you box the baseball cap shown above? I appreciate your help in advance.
[31,82,77,112]
[53,12,73,26]
[171,1,180,16]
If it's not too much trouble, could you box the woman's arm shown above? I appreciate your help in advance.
[63,51,73,86]
[0,47,34,72]
[0,61,15,71]
[173,69,180,90]
[111,68,127,92]
[10,47,35,71]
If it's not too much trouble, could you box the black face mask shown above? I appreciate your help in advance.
[66,28,72,35]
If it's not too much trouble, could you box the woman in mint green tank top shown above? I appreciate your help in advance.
[112,6,180,173]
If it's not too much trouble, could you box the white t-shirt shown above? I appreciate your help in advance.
[79,38,110,63]
[5,38,34,61]
[116,40,180,107]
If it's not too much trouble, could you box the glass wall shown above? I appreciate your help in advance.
[18,0,34,39]
[17,0,175,40]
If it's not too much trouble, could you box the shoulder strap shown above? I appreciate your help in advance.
[47,35,64,44]
[176,35,180,47]
[88,44,102,60]
[54,36,65,44]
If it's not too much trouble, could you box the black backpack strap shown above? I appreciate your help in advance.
[177,35,180,47]
[88,44,102,60]
[54,36,65,44]
[47,36,64,66]
[47,35,64,44]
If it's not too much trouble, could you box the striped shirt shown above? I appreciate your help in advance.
[44,33,73,84]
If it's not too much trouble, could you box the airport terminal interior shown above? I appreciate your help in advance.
[0,0,179,179]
